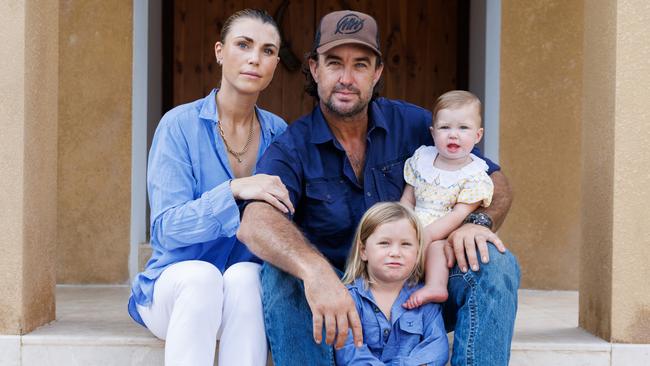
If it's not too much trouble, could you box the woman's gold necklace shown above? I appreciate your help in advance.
[217,113,255,163]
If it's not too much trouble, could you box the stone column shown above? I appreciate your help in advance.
[0,0,59,334]
[581,0,650,343]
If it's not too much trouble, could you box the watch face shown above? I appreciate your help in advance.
[466,213,493,229]
[479,213,493,228]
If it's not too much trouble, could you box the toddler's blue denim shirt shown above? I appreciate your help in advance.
[335,278,449,366]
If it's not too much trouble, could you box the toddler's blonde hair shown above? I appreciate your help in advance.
[342,202,425,286]
[432,90,482,127]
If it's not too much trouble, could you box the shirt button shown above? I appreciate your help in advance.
[373,306,380,313]
[366,192,371,197]
[339,179,344,184]
[383,329,390,340]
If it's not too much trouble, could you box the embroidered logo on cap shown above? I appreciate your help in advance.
[335,14,365,34]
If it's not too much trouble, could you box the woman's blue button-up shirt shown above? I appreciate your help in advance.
[335,278,449,366]
[128,89,286,326]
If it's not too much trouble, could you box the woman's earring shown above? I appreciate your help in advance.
[217,59,222,66]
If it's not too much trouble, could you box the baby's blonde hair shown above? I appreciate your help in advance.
[432,90,482,127]
[342,202,425,286]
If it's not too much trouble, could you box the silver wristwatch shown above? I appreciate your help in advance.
[463,212,493,230]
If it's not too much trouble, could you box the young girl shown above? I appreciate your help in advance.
[335,202,449,366]
[401,90,494,308]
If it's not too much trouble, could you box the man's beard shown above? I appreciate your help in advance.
[322,86,369,118]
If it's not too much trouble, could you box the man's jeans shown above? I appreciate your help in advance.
[261,245,520,366]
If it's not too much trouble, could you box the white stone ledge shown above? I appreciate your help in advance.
[1,287,649,365]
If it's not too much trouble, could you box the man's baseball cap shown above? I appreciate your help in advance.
[313,10,381,56]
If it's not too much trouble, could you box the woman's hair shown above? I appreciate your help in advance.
[301,49,383,101]
[432,90,482,126]
[342,202,425,286]
[220,8,281,46]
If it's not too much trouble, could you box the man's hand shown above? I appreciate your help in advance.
[444,223,506,272]
[239,203,362,349]
[303,266,363,350]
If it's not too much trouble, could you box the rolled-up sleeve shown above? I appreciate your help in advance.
[148,116,239,251]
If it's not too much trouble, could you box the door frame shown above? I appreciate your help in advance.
[130,0,162,281]
[469,0,501,163]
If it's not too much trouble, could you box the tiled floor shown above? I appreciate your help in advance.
[2,286,648,365]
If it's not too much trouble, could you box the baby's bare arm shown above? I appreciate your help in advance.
[423,202,480,243]
[400,184,416,209]
[446,171,513,271]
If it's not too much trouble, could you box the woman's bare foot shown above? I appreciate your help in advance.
[403,285,448,309]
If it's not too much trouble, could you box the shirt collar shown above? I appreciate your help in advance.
[198,89,219,122]
[309,99,390,145]
[350,277,420,321]
[199,88,276,144]
[309,105,336,144]
[350,277,374,300]
[368,99,390,134]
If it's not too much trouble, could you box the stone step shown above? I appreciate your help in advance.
[1,287,649,365]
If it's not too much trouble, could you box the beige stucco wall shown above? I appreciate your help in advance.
[57,1,133,283]
[581,0,650,343]
[499,0,583,289]
[610,0,650,343]
[0,0,28,334]
[579,0,615,341]
[0,0,58,334]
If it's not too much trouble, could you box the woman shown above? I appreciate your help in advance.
[128,9,291,366]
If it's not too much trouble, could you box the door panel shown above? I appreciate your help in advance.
[168,0,467,122]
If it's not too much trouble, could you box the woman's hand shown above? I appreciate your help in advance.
[230,174,295,214]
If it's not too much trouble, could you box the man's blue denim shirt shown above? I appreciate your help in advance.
[335,278,449,366]
[255,98,499,269]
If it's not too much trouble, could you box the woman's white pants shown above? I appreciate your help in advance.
[136,260,267,366]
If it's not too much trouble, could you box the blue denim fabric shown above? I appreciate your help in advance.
[335,278,448,366]
[262,245,519,366]
[443,245,521,366]
[261,263,337,366]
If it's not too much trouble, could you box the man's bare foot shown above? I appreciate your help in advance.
[403,285,448,309]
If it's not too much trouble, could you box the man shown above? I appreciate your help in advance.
[238,10,520,366]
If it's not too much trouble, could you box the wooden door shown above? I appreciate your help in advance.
[166,0,468,123]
